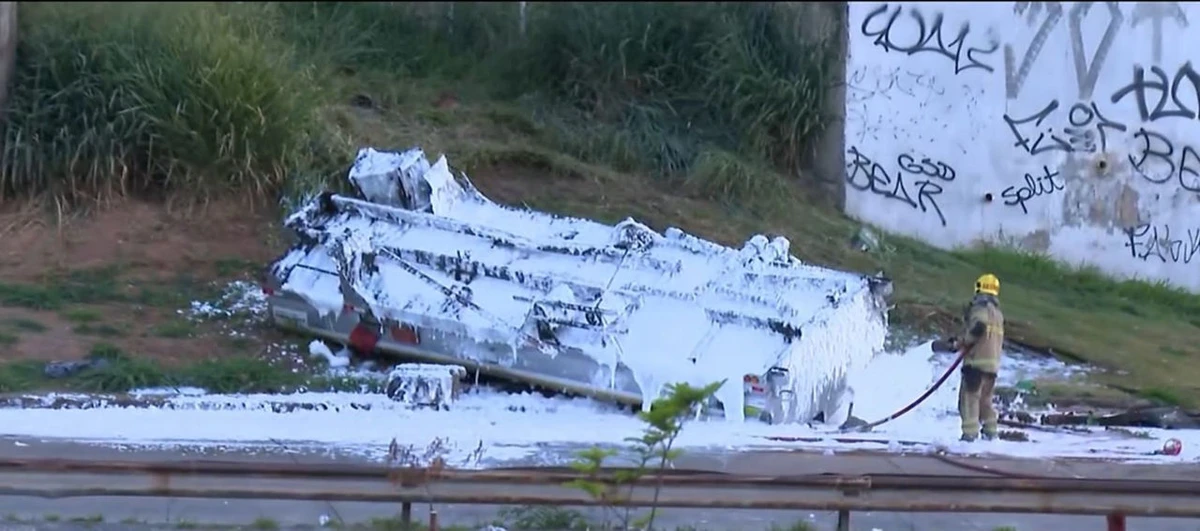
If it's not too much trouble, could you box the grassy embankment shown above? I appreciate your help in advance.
[0,2,1197,406]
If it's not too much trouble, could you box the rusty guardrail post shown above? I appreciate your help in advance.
[1106,513,1126,531]
[0,1,17,120]
[400,502,412,525]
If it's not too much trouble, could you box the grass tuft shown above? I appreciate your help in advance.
[185,357,303,394]
[1,2,327,204]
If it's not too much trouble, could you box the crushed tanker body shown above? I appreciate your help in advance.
[264,147,893,425]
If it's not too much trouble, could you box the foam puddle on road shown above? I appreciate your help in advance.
[1,341,1196,466]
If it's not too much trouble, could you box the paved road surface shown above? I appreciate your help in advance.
[0,437,1198,531]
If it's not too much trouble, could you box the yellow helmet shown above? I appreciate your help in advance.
[975,273,1000,296]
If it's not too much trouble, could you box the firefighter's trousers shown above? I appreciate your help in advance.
[958,364,998,440]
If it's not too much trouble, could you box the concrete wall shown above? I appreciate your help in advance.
[794,2,849,208]
[0,2,16,120]
[844,1,1200,291]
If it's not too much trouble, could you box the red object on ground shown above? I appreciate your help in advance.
[348,323,380,354]
[1163,438,1183,456]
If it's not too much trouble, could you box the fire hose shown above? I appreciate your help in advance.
[845,349,966,433]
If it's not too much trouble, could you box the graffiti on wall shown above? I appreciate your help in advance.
[1124,223,1200,264]
[849,1,1200,287]
[1125,128,1200,193]
[1130,2,1189,63]
[1000,165,1064,214]
[1005,2,1062,99]
[1103,62,1200,194]
[860,4,999,75]
[1002,99,1127,156]
[1005,1,1132,100]
[1110,62,1200,122]
[845,146,954,226]
[998,6,1200,226]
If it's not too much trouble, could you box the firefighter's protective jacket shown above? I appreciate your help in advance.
[960,294,1004,374]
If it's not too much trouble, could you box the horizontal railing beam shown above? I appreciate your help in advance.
[1,470,1198,516]
[0,458,1198,518]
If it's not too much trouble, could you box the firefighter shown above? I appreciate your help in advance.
[958,273,1005,442]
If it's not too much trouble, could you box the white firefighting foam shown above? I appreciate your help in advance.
[0,341,1196,466]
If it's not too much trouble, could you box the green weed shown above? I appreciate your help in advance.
[72,323,126,338]
[0,360,45,393]
[1139,387,1184,406]
[88,342,128,362]
[3,317,47,332]
[0,268,123,310]
[768,523,818,531]
[152,319,197,339]
[248,518,279,531]
[184,357,303,394]
[62,308,102,323]
[497,506,590,531]
[68,515,103,524]
[77,356,171,393]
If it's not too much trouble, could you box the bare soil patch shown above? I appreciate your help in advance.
[0,199,281,281]
[0,199,289,368]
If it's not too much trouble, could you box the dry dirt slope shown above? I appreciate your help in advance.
[0,201,283,369]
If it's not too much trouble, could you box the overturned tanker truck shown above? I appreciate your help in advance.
[264,147,893,425]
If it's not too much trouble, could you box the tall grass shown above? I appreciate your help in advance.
[0,2,326,203]
[505,2,839,181]
[1,2,840,206]
[272,2,841,202]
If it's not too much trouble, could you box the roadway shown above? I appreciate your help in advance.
[0,437,1198,531]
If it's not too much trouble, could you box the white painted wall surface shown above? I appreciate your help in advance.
[845,1,1200,291]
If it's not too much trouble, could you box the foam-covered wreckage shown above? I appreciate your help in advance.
[264,147,893,425]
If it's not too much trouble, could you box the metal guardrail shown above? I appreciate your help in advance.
[0,458,1195,530]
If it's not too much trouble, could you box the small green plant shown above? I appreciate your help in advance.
[68,514,104,524]
[152,319,197,339]
[72,323,127,338]
[768,522,818,531]
[62,308,102,323]
[184,357,303,394]
[3,317,47,332]
[498,505,590,531]
[1139,387,1183,406]
[566,380,723,530]
[0,268,124,310]
[307,374,384,393]
[77,356,170,393]
[383,437,487,531]
[249,517,279,530]
[0,361,45,393]
[88,342,129,362]
[214,258,261,278]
